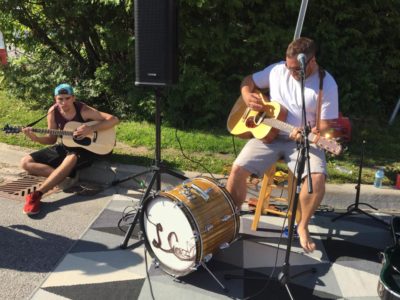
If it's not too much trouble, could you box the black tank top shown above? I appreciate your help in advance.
[52,101,86,129]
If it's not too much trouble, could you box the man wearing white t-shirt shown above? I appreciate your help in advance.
[226,37,339,253]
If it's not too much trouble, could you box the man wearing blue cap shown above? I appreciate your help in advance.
[20,83,119,216]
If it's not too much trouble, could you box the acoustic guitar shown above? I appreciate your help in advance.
[3,121,116,155]
[227,94,342,155]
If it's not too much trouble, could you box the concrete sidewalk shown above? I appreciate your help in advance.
[81,147,400,212]
[1,142,398,212]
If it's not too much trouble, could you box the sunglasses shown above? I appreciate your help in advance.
[285,56,313,74]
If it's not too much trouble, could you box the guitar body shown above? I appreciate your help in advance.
[61,121,116,155]
[227,95,288,143]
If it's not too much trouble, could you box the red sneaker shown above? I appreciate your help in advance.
[23,191,42,215]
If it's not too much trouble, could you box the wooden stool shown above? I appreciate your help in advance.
[251,163,301,231]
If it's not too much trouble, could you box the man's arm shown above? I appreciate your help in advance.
[240,75,265,111]
[22,108,57,145]
[74,105,119,138]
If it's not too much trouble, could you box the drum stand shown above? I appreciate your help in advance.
[331,140,389,227]
[113,87,188,249]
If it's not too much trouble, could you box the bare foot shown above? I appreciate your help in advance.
[297,226,316,253]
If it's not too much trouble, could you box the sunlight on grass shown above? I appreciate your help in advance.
[117,121,245,153]
[1,89,399,184]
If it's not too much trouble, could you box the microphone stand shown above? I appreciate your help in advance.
[276,63,316,299]
[225,62,316,299]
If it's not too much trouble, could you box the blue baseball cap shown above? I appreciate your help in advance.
[54,83,74,96]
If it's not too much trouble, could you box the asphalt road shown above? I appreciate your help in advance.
[0,143,115,299]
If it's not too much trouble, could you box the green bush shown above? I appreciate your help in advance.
[1,0,399,130]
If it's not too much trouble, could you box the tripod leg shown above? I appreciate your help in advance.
[284,283,295,300]
[290,267,317,280]
[332,207,389,228]
[331,207,357,222]
[357,202,378,210]
[356,208,389,227]
[163,167,188,181]
[111,169,152,186]
[120,170,159,249]
[120,210,141,249]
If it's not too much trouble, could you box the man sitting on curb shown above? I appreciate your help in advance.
[20,83,119,216]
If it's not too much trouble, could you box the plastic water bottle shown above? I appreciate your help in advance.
[374,168,384,188]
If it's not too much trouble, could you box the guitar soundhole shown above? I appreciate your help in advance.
[73,137,92,146]
[245,117,257,128]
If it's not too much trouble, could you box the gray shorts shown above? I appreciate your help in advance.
[233,137,327,178]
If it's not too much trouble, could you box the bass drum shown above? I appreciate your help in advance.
[140,176,239,277]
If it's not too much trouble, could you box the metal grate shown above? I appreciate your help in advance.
[0,174,46,200]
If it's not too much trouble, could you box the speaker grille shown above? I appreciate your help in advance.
[134,0,178,86]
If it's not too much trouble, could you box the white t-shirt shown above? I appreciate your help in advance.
[252,61,339,129]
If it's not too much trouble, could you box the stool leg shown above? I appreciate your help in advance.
[251,166,275,231]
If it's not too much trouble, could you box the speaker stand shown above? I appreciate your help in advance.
[113,87,188,249]
[331,140,389,228]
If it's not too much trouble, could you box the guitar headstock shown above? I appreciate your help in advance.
[2,124,22,134]
[309,133,343,155]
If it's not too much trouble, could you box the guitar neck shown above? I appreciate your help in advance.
[31,128,73,137]
[263,118,295,134]
[263,118,317,140]
[263,117,342,155]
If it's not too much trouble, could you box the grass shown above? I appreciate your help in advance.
[0,89,399,185]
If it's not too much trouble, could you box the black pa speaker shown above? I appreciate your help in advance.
[134,0,178,86]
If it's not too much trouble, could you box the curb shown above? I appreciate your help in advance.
[81,160,400,211]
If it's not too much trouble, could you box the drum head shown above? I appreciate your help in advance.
[141,195,198,276]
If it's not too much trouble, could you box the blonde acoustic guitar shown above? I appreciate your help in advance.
[227,94,342,156]
[3,121,116,155]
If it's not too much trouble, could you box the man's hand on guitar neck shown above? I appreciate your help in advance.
[289,126,320,142]
[22,126,55,145]
[22,127,38,142]
[289,127,303,142]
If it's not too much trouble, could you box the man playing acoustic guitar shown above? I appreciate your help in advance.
[226,37,339,253]
[20,83,119,216]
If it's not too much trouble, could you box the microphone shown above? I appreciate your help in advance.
[297,53,306,69]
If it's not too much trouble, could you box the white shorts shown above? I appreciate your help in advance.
[233,137,327,178]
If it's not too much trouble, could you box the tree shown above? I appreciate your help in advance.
[1,0,399,129]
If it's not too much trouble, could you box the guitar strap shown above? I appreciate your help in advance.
[25,109,53,127]
[316,67,326,132]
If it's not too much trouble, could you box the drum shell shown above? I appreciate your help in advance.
[140,176,239,277]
